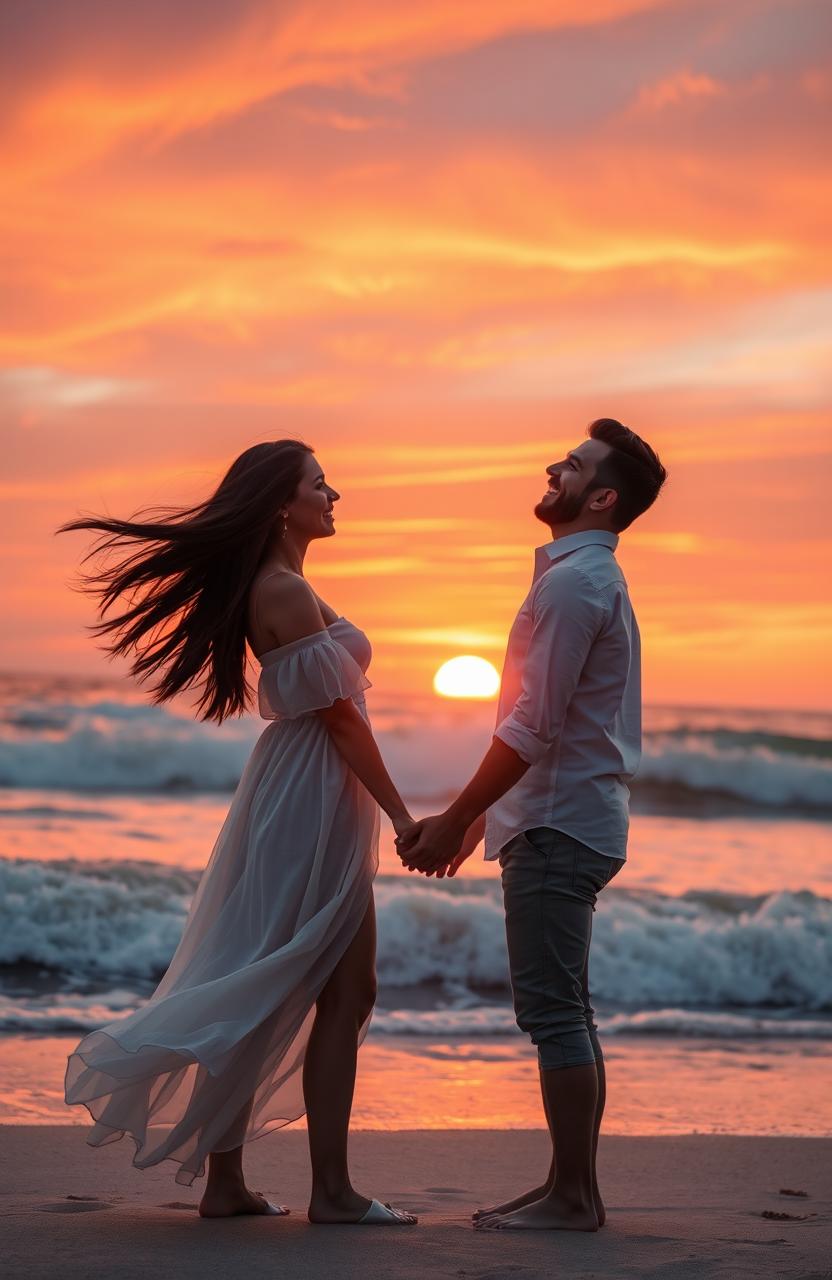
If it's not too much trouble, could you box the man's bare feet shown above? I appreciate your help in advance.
[474,1182,606,1227]
[473,1181,551,1223]
[474,1189,598,1232]
[198,1186,288,1218]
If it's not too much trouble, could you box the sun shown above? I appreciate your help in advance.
[433,655,500,700]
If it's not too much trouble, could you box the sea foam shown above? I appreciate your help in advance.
[2,694,830,814]
[2,858,830,1015]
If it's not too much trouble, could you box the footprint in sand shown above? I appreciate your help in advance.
[760,1209,816,1222]
[454,1267,530,1278]
[37,1199,112,1214]
[161,1202,199,1211]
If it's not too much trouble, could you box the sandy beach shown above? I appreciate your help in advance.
[1,1127,829,1278]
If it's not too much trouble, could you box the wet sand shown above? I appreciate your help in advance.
[1,1127,829,1278]
[5,1033,832,1135]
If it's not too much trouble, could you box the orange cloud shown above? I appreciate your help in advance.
[3,0,831,708]
[2,0,672,179]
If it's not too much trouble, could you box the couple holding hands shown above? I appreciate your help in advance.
[63,417,666,1232]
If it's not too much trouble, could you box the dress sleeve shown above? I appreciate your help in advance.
[257,632,371,720]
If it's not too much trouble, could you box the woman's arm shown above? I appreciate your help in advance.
[257,572,414,836]
[318,698,413,837]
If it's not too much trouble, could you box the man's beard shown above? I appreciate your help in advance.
[534,479,595,527]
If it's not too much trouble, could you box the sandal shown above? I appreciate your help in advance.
[358,1199,418,1225]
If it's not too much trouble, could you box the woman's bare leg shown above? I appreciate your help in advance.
[199,1101,278,1217]
[304,899,379,1222]
[200,1145,258,1216]
[305,898,415,1223]
[200,895,413,1223]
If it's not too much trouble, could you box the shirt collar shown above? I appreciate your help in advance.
[533,529,619,580]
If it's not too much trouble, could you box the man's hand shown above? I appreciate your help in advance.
[396,811,466,876]
[444,813,486,878]
[395,739,527,878]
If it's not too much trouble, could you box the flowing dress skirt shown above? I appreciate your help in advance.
[65,642,379,1184]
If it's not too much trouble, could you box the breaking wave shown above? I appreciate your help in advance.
[1,688,830,815]
[2,858,829,1034]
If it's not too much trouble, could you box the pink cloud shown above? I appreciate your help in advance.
[632,68,725,112]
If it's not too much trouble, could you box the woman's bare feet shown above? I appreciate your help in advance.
[475,1189,598,1232]
[199,1184,288,1218]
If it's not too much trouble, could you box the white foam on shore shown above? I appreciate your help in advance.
[3,992,830,1041]
[2,858,830,1022]
[1,690,830,812]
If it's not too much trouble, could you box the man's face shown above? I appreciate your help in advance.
[534,438,613,527]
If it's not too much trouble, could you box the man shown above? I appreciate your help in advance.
[397,418,667,1232]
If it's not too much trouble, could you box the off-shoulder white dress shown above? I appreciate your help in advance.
[65,619,379,1184]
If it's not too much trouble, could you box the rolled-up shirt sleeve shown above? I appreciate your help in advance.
[494,566,606,766]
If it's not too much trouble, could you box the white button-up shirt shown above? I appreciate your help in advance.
[485,529,641,862]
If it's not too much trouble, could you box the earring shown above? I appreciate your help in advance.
[281,512,288,538]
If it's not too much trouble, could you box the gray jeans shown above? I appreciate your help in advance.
[499,827,624,1071]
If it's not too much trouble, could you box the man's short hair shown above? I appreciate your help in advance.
[587,418,667,531]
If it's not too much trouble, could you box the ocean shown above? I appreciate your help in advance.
[1,674,830,1134]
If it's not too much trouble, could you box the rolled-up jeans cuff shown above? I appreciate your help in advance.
[536,1028,598,1072]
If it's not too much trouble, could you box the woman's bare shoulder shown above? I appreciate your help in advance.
[254,571,326,648]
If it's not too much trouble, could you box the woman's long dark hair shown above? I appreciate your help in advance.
[58,440,314,723]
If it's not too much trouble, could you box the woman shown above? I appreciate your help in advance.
[61,440,418,1225]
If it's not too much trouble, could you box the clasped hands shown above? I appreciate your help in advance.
[394,811,484,879]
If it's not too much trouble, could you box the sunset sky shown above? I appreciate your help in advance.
[3,0,830,709]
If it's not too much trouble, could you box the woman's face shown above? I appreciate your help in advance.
[285,454,340,541]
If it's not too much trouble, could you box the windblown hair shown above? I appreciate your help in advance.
[587,418,667,531]
[58,440,314,723]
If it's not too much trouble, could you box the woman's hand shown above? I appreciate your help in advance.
[391,810,418,846]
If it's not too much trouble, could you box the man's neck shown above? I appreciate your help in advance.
[543,520,616,542]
